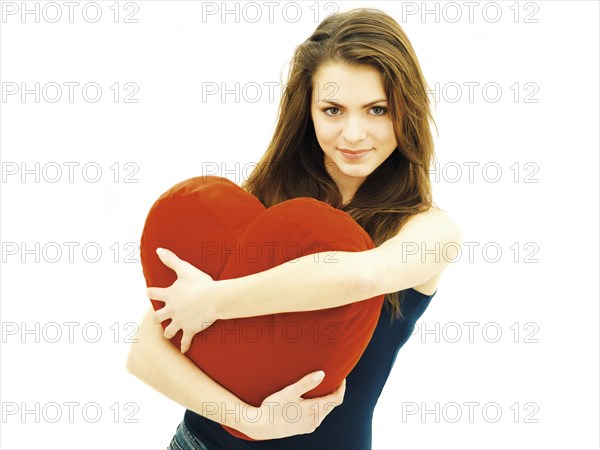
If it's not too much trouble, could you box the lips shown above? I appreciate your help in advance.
[339,148,372,155]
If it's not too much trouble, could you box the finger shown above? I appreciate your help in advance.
[332,378,346,404]
[153,307,172,324]
[163,322,179,340]
[180,334,192,354]
[156,247,179,271]
[146,287,167,301]
[321,378,346,403]
[286,371,326,398]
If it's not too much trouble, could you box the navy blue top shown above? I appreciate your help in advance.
[184,287,436,449]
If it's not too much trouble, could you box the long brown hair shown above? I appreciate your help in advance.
[241,8,439,320]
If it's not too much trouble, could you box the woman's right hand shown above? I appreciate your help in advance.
[242,371,346,440]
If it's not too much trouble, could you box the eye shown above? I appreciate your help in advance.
[371,106,388,116]
[322,107,340,116]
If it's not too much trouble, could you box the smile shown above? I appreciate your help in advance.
[338,148,372,160]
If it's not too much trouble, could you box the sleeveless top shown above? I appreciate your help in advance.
[184,287,437,449]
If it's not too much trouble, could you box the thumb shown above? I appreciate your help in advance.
[158,247,198,275]
[287,371,326,398]
[156,247,179,270]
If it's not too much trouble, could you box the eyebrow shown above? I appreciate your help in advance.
[320,98,388,108]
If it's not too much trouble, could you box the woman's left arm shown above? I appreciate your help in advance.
[150,209,462,349]
[217,208,462,318]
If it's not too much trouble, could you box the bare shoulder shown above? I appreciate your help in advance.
[403,206,462,238]
[406,206,462,296]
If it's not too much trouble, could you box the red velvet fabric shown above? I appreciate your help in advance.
[140,176,384,440]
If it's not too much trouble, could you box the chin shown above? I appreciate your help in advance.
[338,166,373,179]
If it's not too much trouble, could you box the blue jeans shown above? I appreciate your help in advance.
[167,420,211,450]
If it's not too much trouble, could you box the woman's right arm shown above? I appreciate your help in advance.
[126,306,346,440]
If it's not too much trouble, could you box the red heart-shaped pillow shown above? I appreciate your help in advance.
[139,176,384,440]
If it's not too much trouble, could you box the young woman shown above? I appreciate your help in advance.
[127,7,462,450]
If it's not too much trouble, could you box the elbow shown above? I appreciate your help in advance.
[126,307,155,377]
[125,344,140,376]
[125,329,148,378]
[126,344,151,384]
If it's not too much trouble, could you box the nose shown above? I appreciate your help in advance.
[341,115,367,144]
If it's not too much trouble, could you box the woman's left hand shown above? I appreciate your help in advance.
[145,247,220,354]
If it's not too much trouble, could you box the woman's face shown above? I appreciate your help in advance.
[310,62,398,203]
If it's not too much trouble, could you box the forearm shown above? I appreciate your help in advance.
[218,249,374,320]
[126,306,253,434]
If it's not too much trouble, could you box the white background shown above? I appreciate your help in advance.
[1,1,598,449]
